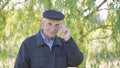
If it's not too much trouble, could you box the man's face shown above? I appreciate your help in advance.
[42,18,61,40]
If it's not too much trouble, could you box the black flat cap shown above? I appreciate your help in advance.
[43,10,65,20]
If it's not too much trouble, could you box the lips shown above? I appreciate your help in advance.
[51,33,55,36]
[50,30,56,34]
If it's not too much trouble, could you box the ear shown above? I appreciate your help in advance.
[41,18,45,27]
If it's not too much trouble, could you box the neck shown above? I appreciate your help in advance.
[43,31,52,41]
[46,36,51,42]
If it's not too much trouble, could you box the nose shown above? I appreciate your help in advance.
[51,26,57,31]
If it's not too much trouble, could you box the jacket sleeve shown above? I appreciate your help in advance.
[14,41,30,68]
[64,37,84,67]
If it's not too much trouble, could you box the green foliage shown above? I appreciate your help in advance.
[0,0,120,68]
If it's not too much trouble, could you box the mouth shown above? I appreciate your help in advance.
[50,31,57,35]
[51,32,55,35]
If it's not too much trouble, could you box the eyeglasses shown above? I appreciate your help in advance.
[46,22,62,30]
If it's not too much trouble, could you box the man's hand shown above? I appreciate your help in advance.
[59,25,70,41]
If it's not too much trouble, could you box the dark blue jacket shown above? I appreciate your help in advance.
[14,31,83,68]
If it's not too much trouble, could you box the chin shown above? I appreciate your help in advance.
[50,35,56,38]
[51,35,55,38]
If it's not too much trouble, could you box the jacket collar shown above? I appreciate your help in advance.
[36,30,63,47]
[54,36,63,47]
[36,30,45,47]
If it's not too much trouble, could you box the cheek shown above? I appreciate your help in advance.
[44,27,50,32]
[43,24,49,30]
[44,27,53,32]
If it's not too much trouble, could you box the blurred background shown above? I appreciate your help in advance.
[0,0,120,68]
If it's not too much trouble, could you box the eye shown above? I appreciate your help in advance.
[55,24,60,27]
[48,22,52,25]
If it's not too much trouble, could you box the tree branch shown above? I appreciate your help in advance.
[97,0,107,9]
[86,33,113,41]
[84,0,107,19]
[99,8,110,11]
[82,25,112,38]
[0,0,10,11]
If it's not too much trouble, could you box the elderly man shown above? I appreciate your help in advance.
[14,10,83,68]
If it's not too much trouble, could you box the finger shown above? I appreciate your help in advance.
[64,30,68,34]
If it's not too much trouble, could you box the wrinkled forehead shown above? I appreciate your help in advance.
[43,18,62,24]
